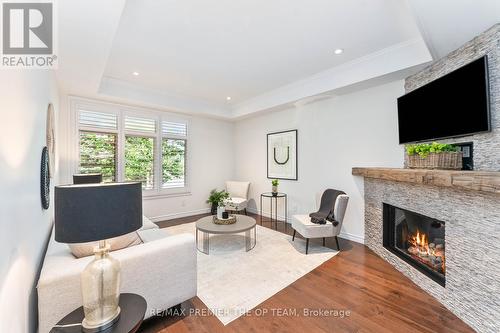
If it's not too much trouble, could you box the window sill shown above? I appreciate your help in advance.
[142,190,192,200]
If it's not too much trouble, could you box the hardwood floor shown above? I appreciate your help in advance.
[144,213,473,333]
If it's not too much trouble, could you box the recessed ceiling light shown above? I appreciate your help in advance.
[334,49,344,55]
[226,96,232,101]
[132,71,140,76]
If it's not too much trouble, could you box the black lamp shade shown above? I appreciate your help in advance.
[73,173,103,184]
[55,182,142,243]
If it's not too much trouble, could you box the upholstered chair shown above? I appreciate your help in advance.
[291,191,349,254]
[225,181,250,214]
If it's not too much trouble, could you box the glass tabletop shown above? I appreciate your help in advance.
[261,192,287,197]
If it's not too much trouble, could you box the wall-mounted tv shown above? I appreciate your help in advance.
[397,56,490,144]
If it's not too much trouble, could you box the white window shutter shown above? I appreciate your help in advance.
[125,116,156,133]
[162,121,187,137]
[79,110,117,130]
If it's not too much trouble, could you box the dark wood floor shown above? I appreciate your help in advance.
[143,213,473,333]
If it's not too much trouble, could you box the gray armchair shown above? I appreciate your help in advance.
[291,190,349,254]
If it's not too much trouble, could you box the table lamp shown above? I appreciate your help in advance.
[55,182,142,332]
[73,173,103,184]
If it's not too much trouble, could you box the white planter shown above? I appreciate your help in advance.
[217,206,225,219]
[272,185,278,195]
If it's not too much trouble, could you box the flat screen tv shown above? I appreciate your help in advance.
[397,56,490,144]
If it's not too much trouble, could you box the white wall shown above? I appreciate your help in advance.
[0,70,60,333]
[233,80,405,243]
[57,97,234,222]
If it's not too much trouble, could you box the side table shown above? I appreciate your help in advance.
[50,293,147,333]
[260,192,287,231]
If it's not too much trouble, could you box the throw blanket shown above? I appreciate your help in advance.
[309,189,346,226]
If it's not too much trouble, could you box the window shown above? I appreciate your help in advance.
[79,132,117,182]
[162,139,185,188]
[161,120,187,188]
[125,136,155,189]
[124,115,157,189]
[74,100,189,195]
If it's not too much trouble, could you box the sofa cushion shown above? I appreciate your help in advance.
[68,231,142,258]
[138,228,169,243]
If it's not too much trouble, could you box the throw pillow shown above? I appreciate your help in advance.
[69,231,142,258]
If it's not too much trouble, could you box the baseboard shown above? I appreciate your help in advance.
[338,231,364,244]
[149,208,211,223]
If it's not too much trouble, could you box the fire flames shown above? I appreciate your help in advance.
[410,230,427,253]
[407,229,445,274]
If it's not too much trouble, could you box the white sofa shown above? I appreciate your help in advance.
[37,217,197,333]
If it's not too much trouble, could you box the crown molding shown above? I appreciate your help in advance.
[98,76,231,118]
[230,37,432,118]
[94,38,432,121]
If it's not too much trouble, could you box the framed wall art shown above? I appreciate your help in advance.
[267,129,297,180]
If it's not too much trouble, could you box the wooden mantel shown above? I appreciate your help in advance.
[352,167,500,195]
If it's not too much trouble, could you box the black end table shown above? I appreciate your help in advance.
[260,192,287,231]
[50,293,147,333]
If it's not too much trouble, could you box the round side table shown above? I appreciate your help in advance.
[50,293,146,333]
[260,192,287,231]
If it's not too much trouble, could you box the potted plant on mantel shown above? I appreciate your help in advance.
[405,142,462,170]
[206,189,230,216]
[271,179,279,196]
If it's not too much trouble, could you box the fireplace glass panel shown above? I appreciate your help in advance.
[383,204,446,286]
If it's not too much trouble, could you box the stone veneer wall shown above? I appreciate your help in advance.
[361,24,500,333]
[404,24,500,171]
[364,178,500,333]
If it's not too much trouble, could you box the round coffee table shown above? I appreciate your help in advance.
[196,215,257,254]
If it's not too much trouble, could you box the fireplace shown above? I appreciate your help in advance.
[383,204,445,286]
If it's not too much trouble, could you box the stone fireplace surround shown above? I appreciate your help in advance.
[351,24,500,333]
[358,172,499,333]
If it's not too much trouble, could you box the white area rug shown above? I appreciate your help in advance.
[165,221,338,325]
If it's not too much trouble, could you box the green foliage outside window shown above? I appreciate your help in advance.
[162,139,185,187]
[79,132,117,182]
[79,132,186,189]
[125,136,155,189]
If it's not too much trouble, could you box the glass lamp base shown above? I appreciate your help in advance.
[82,307,120,333]
[81,241,121,332]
